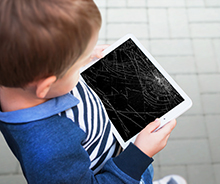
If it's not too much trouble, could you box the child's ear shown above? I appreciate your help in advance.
[36,76,57,99]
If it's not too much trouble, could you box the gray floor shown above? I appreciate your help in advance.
[1,0,220,183]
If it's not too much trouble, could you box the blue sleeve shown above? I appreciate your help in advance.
[2,116,153,184]
[113,143,153,181]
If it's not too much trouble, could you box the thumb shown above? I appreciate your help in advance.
[145,119,161,133]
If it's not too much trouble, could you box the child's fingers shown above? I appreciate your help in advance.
[157,119,176,136]
[98,44,110,51]
[93,45,110,59]
[167,119,177,131]
[96,51,104,58]
[144,118,161,133]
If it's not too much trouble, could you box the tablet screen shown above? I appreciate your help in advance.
[81,38,184,142]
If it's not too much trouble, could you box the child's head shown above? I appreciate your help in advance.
[0,0,101,88]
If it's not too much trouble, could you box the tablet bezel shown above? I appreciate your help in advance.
[80,34,192,149]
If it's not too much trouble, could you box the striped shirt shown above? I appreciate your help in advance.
[61,77,121,174]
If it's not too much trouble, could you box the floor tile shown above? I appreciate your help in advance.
[175,75,203,115]
[147,0,186,7]
[192,39,218,73]
[0,134,18,174]
[190,23,220,38]
[148,9,169,38]
[0,175,26,184]
[213,164,220,184]
[107,8,147,23]
[150,39,193,56]
[168,8,190,38]
[205,115,220,162]
[171,115,207,139]
[107,23,148,39]
[155,56,196,74]
[159,139,212,165]
[188,8,220,22]
[201,94,220,114]
[198,74,220,93]
[187,164,216,184]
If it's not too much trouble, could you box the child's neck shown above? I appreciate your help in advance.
[0,87,47,112]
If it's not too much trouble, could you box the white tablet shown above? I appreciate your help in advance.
[80,34,192,149]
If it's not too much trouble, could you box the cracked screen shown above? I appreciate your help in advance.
[82,38,184,142]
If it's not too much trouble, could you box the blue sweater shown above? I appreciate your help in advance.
[0,78,153,184]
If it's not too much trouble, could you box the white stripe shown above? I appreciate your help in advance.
[92,142,116,174]
[81,81,104,149]
[88,121,115,163]
[85,98,99,147]
[88,121,108,162]
[79,82,93,144]
[72,86,86,133]
[65,108,74,121]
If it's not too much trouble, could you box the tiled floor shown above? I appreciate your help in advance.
[1,0,220,183]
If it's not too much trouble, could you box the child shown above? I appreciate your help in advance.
[0,0,179,183]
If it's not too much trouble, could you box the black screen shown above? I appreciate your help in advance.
[82,39,184,141]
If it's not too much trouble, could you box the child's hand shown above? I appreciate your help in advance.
[90,45,109,61]
[134,119,176,158]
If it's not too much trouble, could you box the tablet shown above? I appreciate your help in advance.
[80,34,192,149]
